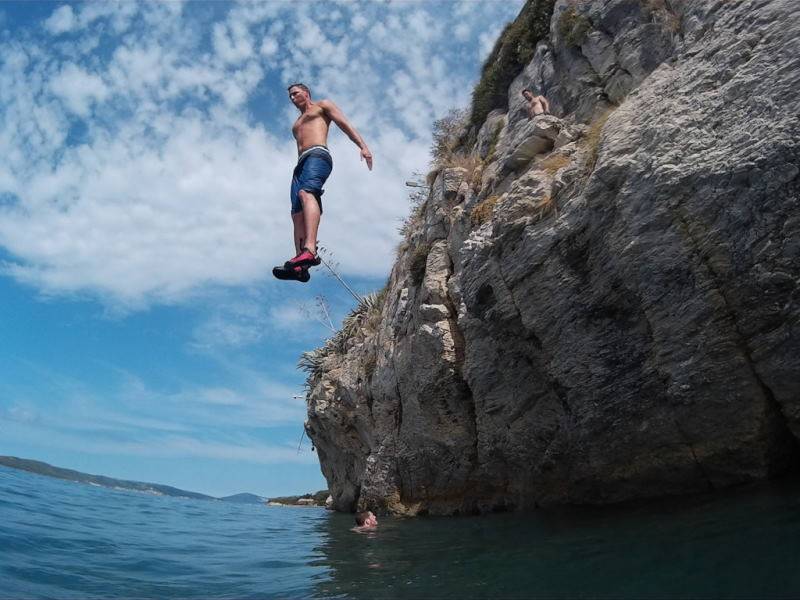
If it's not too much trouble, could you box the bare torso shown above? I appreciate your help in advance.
[528,95,550,117]
[292,102,332,155]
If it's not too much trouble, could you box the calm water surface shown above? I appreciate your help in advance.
[2,465,799,599]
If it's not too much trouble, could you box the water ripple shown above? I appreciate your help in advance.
[2,466,800,599]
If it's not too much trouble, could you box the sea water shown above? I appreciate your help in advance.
[2,464,799,599]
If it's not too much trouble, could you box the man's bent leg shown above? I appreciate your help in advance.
[298,190,321,255]
[292,212,305,255]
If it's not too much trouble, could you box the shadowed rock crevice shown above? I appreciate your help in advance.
[671,416,716,492]
[668,177,799,464]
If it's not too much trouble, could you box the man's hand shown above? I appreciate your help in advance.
[360,147,373,171]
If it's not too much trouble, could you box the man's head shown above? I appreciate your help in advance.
[521,88,534,101]
[288,83,311,109]
[354,511,378,528]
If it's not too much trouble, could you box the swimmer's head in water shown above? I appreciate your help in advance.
[354,511,378,527]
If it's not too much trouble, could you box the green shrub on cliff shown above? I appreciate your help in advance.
[298,289,388,381]
[558,6,592,48]
[468,0,556,134]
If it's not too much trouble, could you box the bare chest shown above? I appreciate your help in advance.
[292,108,329,138]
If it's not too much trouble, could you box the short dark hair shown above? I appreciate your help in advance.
[354,511,370,526]
[287,82,310,95]
[521,88,534,96]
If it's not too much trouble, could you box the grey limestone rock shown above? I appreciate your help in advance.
[546,0,679,121]
[475,110,508,160]
[305,0,800,515]
[495,115,563,175]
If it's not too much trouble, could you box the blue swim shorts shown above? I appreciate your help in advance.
[290,146,333,214]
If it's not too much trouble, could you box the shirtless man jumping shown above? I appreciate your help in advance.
[521,88,550,118]
[277,82,372,281]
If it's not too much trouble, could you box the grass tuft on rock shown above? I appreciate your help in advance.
[536,153,572,176]
[534,193,557,221]
[471,195,500,226]
[298,288,388,383]
[582,107,616,173]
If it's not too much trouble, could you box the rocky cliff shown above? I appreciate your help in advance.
[303,0,800,515]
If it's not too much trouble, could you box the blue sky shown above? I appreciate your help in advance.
[0,0,524,498]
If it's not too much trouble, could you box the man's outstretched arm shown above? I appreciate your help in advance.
[320,99,373,170]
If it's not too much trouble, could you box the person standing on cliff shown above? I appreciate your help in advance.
[522,88,551,118]
[275,83,373,281]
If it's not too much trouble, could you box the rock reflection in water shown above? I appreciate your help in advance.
[310,482,800,600]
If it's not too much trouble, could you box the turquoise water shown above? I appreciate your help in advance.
[2,465,800,599]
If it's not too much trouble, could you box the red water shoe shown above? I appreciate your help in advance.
[284,247,321,269]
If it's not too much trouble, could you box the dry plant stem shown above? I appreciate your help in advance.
[319,254,362,303]
[316,295,336,331]
[300,300,336,333]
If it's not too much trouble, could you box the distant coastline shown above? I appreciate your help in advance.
[266,490,329,507]
[0,456,325,505]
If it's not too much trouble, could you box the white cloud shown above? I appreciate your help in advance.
[351,13,368,31]
[79,1,138,33]
[260,37,278,57]
[49,62,109,116]
[0,0,525,309]
[479,19,511,61]
[213,21,253,65]
[44,2,140,36]
[190,292,277,349]
[2,419,317,465]
[269,304,307,328]
[0,403,38,424]
[454,22,471,41]
[44,5,76,35]
[0,363,311,465]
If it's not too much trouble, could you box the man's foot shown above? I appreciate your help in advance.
[284,247,321,269]
[273,265,310,282]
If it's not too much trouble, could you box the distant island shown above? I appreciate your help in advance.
[0,456,278,504]
[266,490,329,507]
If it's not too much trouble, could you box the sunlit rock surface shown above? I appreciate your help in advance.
[305,0,800,515]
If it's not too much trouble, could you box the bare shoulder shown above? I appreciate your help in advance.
[318,99,342,114]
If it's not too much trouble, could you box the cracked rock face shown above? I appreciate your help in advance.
[306,0,800,515]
